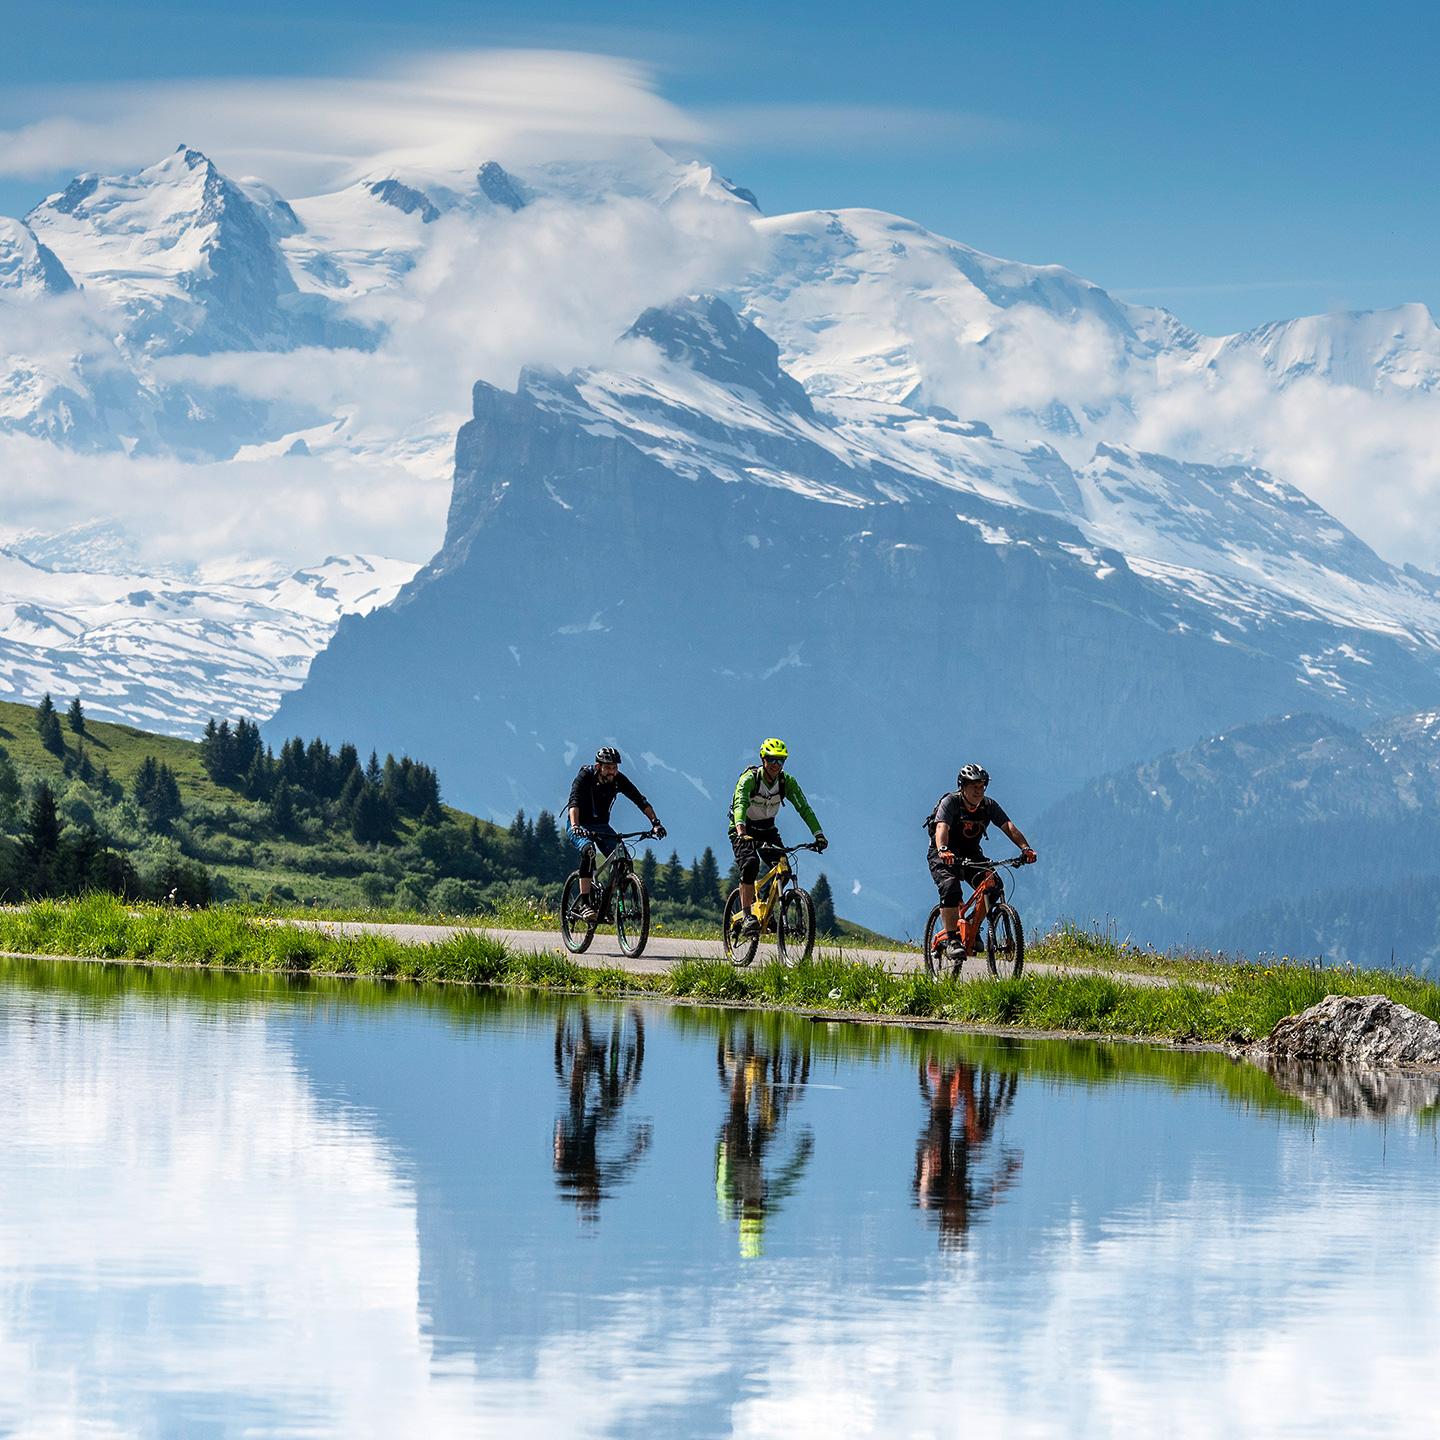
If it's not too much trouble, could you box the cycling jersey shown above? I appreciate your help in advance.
[567,765,650,829]
[931,792,1010,857]
[730,767,821,834]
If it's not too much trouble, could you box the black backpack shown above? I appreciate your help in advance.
[923,790,959,836]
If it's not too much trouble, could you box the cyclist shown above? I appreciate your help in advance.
[730,737,827,939]
[926,763,1036,965]
[567,747,665,922]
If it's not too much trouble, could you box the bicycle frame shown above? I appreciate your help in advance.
[748,842,818,929]
[581,831,651,918]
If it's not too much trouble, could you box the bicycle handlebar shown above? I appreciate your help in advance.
[956,856,1028,871]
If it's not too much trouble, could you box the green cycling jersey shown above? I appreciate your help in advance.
[730,766,822,835]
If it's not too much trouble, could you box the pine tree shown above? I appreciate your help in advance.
[365,750,382,787]
[639,848,659,895]
[22,782,62,894]
[35,694,64,756]
[532,810,563,880]
[269,782,296,834]
[811,873,838,936]
[0,747,21,828]
[349,784,391,843]
[243,748,273,801]
[66,697,85,734]
[662,850,686,902]
[691,847,722,907]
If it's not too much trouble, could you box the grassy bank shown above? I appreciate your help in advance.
[5,895,1440,1046]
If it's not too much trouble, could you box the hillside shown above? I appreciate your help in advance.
[1026,709,1440,972]
[0,698,863,936]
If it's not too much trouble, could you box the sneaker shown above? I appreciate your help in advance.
[739,915,761,938]
[575,900,599,923]
[946,939,968,966]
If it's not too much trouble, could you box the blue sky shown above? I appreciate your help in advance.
[2,0,1436,335]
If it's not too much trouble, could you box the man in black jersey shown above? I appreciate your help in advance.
[927,763,1036,965]
[567,746,665,921]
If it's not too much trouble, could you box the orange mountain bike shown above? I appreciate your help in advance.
[921,857,1026,979]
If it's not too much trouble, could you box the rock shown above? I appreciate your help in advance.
[1258,993,1440,1068]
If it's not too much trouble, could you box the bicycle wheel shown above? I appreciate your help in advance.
[921,905,944,978]
[722,888,759,968]
[986,903,1024,979]
[777,887,815,966]
[615,872,651,958]
[559,872,595,955]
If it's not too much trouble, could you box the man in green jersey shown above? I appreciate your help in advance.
[730,737,828,938]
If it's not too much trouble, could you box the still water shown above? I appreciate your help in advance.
[0,960,1436,1439]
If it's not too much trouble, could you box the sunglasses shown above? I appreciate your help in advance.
[763,756,786,767]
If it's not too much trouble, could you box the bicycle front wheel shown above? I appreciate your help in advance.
[559,872,595,955]
[921,905,944,978]
[986,903,1025,979]
[777,887,815,966]
[615,872,650,958]
[722,888,759,968]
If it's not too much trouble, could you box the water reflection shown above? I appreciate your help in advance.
[714,1020,815,1258]
[913,1057,1023,1248]
[552,1006,652,1219]
[1261,1058,1440,1119]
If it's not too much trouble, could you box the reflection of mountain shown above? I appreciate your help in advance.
[913,1059,1023,1249]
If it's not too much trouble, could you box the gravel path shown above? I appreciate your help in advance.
[275,917,1184,987]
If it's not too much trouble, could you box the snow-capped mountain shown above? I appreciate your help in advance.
[0,218,75,297]
[4,140,1440,934]
[26,147,370,357]
[0,549,417,734]
[270,295,1440,929]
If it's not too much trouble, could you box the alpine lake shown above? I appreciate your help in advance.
[1,956,1435,1438]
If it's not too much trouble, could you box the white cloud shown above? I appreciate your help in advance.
[0,51,703,197]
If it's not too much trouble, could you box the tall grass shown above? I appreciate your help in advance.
[4,896,1440,1047]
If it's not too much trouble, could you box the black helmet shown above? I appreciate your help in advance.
[595,746,622,765]
[957,764,989,787]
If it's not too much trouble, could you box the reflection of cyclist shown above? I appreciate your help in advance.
[567,747,665,923]
[914,1058,1022,1249]
[552,1006,651,1220]
[715,1025,814,1258]
[730,738,827,939]
[927,763,1035,966]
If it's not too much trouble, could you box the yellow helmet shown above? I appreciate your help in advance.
[759,737,789,759]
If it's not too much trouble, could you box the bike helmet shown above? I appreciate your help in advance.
[759,737,789,759]
[957,763,990,787]
[595,746,622,765]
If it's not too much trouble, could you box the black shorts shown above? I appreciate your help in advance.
[730,822,784,885]
[927,850,1003,908]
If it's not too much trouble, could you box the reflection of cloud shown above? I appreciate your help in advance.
[725,1165,1440,1438]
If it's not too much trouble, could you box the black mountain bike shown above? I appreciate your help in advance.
[560,832,654,958]
[921,857,1026,979]
[722,841,821,968]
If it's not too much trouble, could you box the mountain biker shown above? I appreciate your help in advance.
[730,738,827,938]
[567,747,665,922]
[927,764,1036,965]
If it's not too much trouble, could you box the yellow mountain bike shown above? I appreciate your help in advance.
[722,840,821,967]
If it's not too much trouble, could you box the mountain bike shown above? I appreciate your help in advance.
[921,857,1027,979]
[560,832,655,958]
[722,841,821,968]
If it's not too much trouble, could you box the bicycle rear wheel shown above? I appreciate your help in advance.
[722,888,759,968]
[615,872,650,958]
[777,887,815,966]
[921,905,944,978]
[986,903,1024,979]
[559,872,595,955]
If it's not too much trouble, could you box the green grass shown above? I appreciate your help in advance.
[5,896,1440,1052]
